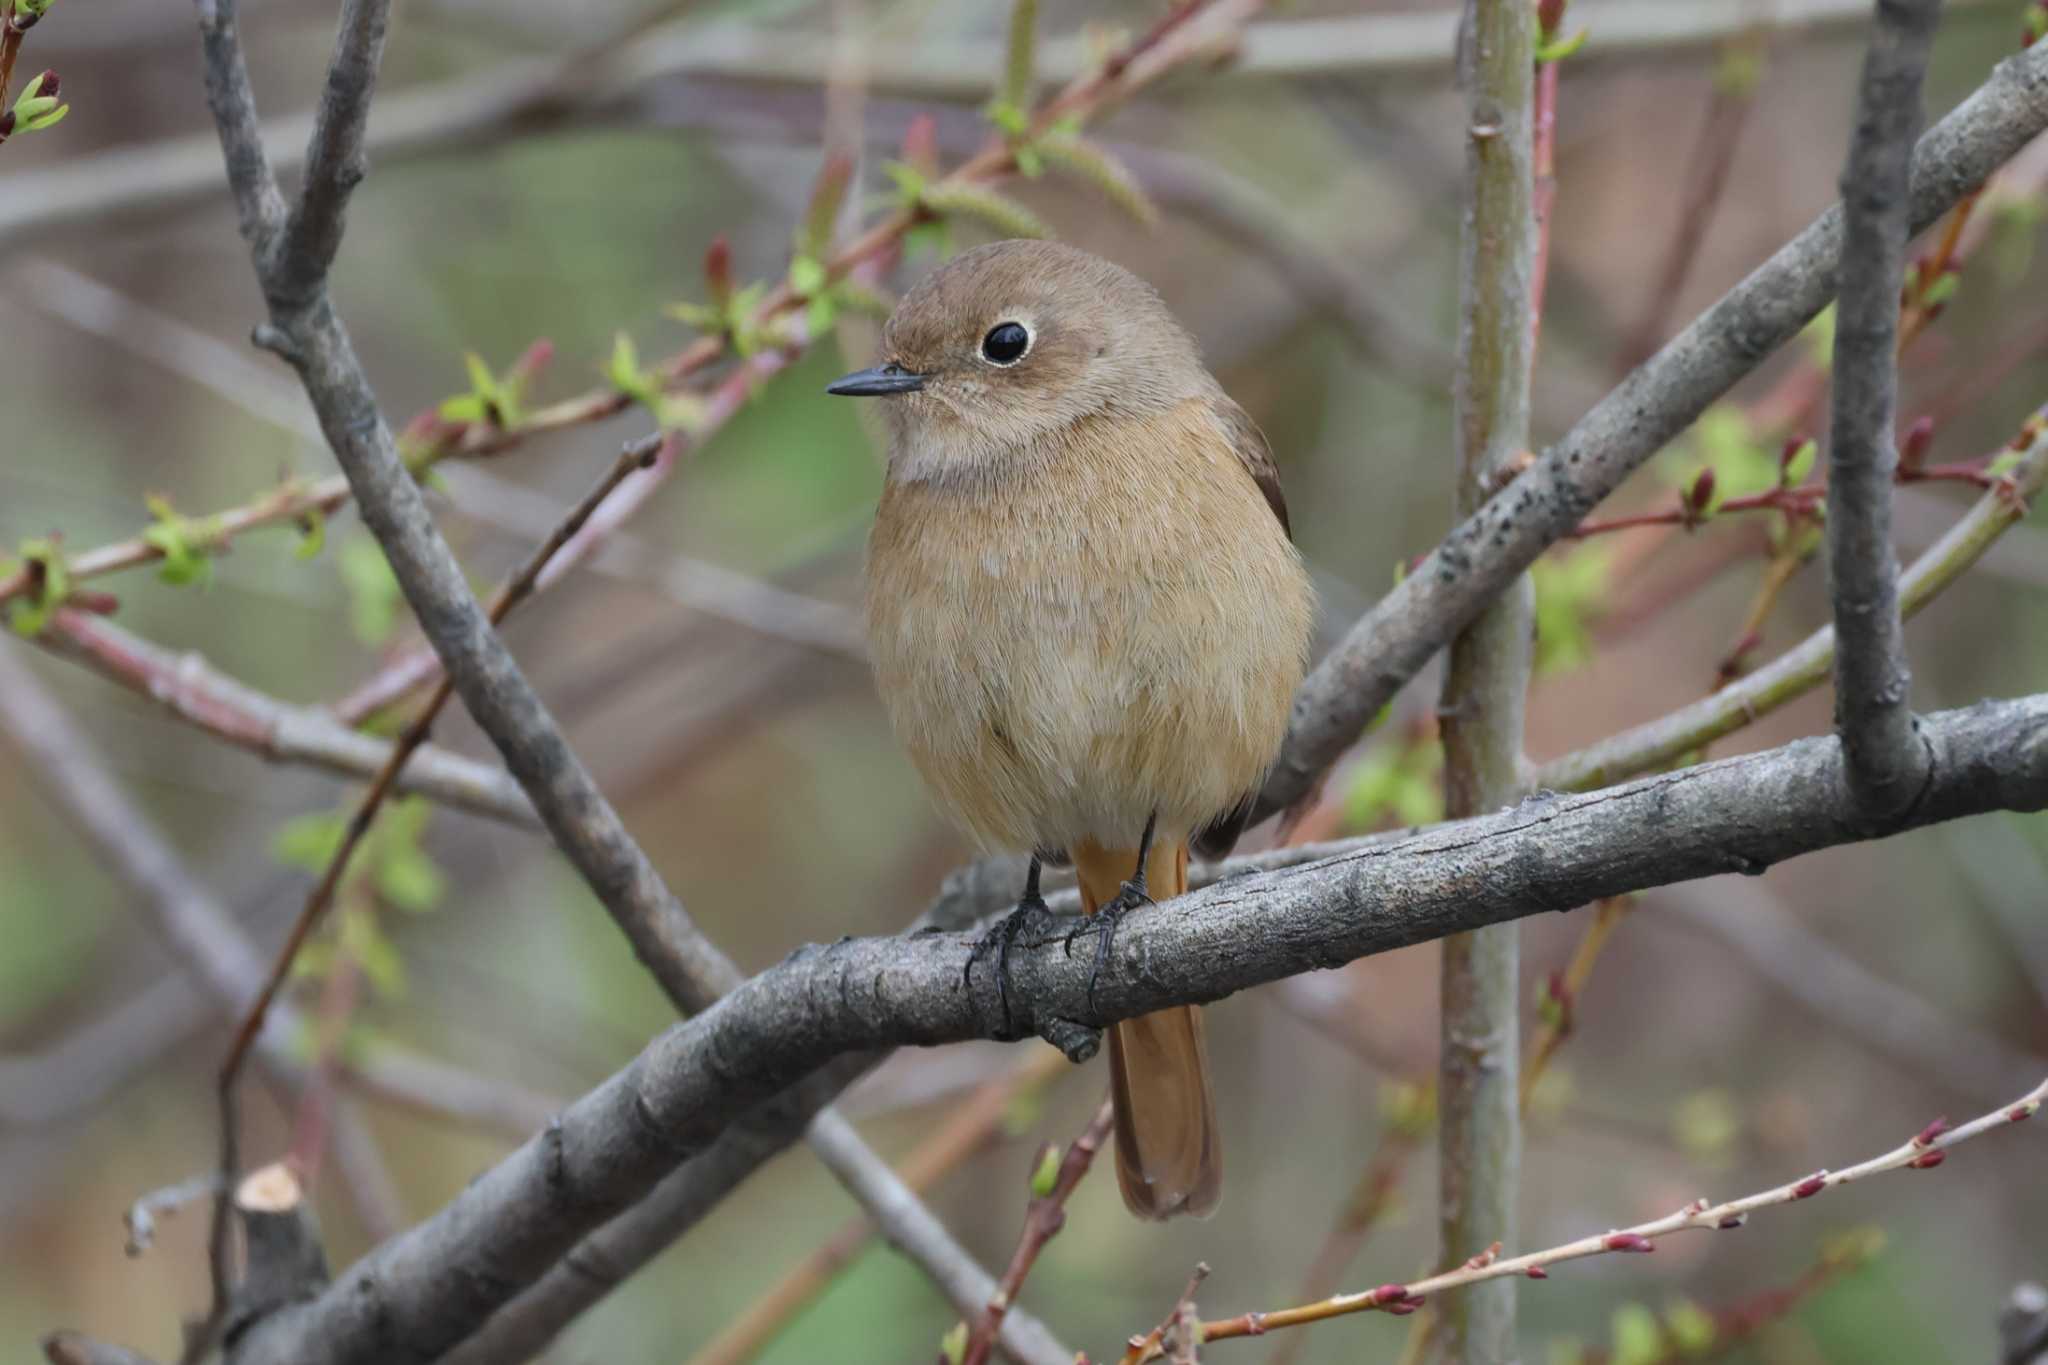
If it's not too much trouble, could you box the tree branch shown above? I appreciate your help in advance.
[269,0,387,306]
[225,692,2048,1365]
[1257,36,2048,824]
[1435,0,1537,1357]
[1826,0,1941,822]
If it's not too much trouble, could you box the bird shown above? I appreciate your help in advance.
[828,239,1314,1220]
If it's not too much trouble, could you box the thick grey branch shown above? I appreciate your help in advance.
[1826,0,1941,822]
[229,694,2048,1365]
[1257,37,2048,822]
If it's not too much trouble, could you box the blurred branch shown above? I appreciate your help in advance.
[2005,1284,2048,1365]
[225,692,2048,1365]
[1127,1075,2046,1357]
[34,609,539,827]
[960,1099,1117,1365]
[1826,0,1940,823]
[41,1333,162,1365]
[1653,877,2048,1108]
[0,977,204,1127]
[1256,37,2048,825]
[1536,410,2048,792]
[0,1,2016,244]
[1434,0,1537,1357]
[687,1047,1068,1365]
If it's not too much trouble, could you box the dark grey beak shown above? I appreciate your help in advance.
[826,362,925,396]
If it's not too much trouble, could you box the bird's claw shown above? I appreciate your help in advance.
[966,895,1056,1038]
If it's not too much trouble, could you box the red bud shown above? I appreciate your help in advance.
[703,235,734,306]
[1908,1149,1946,1169]
[1537,0,1568,38]
[2010,1103,2036,1122]
[0,110,15,141]
[1386,1301,1420,1316]
[1899,416,1934,473]
[1718,1214,1747,1229]
[1912,1116,1950,1147]
[1371,1284,1410,1304]
[1526,1266,1550,1279]
[1603,1233,1654,1253]
[36,69,59,99]
[1792,1173,1828,1199]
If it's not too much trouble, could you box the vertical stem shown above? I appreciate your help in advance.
[1827,0,1941,823]
[1437,0,1537,1360]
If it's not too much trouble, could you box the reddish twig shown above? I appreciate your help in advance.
[208,436,663,1315]
[960,1098,1116,1365]
[1118,1078,2045,1361]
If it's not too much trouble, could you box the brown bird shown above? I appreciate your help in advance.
[830,239,1313,1219]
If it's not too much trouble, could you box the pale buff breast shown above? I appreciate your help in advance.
[864,399,1313,854]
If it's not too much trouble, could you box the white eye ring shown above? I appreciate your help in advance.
[980,320,1032,366]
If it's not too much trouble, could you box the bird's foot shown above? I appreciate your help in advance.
[965,894,1057,1038]
[1064,879,1152,1011]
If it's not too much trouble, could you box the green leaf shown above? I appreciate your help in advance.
[1533,542,1612,676]
[377,846,446,914]
[338,536,403,647]
[1801,303,1837,372]
[1663,1298,1716,1354]
[805,293,839,337]
[1013,142,1044,179]
[1610,1302,1664,1365]
[920,183,1051,240]
[273,810,348,874]
[1918,270,1960,309]
[7,537,71,637]
[1034,134,1159,226]
[23,100,69,133]
[1535,26,1589,63]
[342,906,408,999]
[788,254,828,297]
[1028,1144,1060,1197]
[881,160,928,206]
[939,1322,968,1365]
[295,506,326,560]
[1781,437,1818,488]
[607,331,645,395]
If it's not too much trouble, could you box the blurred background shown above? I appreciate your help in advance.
[3,0,2046,1362]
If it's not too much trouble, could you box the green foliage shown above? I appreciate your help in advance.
[1663,1298,1717,1354]
[1534,26,1589,63]
[1033,134,1159,226]
[140,494,217,588]
[1781,437,1818,488]
[1533,542,1612,676]
[939,1321,968,1365]
[1609,1302,1664,1365]
[272,797,448,999]
[606,331,706,432]
[4,537,69,636]
[337,535,403,646]
[1670,1087,1741,1167]
[1379,1077,1437,1138]
[437,350,526,429]
[1028,1143,1060,1197]
[918,183,1051,241]
[1684,404,1780,497]
[1343,735,1441,831]
[10,71,70,135]
[1800,303,1837,372]
[295,504,326,560]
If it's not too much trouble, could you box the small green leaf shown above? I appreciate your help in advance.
[1028,1143,1061,1198]
[607,331,644,394]
[805,293,839,337]
[1663,1298,1716,1354]
[295,506,326,561]
[342,906,408,999]
[1781,438,1818,488]
[939,1322,968,1365]
[1609,1302,1664,1365]
[1013,142,1044,178]
[881,160,927,206]
[338,536,403,647]
[1919,270,1960,308]
[921,183,1051,240]
[377,846,446,914]
[788,253,828,297]
[1535,26,1589,63]
[273,810,348,874]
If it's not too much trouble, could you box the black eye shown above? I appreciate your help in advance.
[981,321,1030,365]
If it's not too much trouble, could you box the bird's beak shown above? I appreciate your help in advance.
[826,362,925,396]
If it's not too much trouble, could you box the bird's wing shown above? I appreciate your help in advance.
[1207,395,1291,540]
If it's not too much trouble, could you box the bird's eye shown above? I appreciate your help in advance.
[981,321,1030,365]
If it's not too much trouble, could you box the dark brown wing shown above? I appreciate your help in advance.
[1209,396,1291,539]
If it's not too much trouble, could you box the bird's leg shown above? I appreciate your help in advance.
[965,855,1056,1038]
[1067,811,1158,1010]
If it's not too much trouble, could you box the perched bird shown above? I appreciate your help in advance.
[829,240,1314,1220]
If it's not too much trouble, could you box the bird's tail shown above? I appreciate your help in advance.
[1072,836,1222,1220]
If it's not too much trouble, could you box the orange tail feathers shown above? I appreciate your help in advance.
[1072,836,1222,1221]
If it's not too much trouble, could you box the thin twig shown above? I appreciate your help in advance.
[209,435,662,1291]
[1119,1077,2047,1359]
[960,1099,1116,1365]
[1536,410,2048,792]
[1826,0,1941,821]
